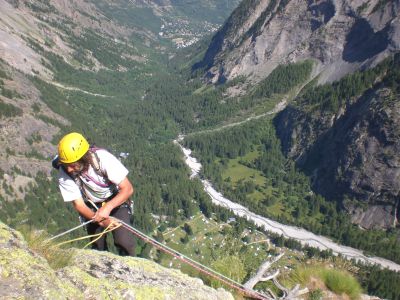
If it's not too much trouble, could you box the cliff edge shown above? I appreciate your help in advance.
[0,221,233,300]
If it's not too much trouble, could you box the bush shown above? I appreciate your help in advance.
[321,269,362,300]
[209,255,246,288]
[18,226,74,270]
[288,266,362,300]
[309,289,323,300]
[183,223,193,235]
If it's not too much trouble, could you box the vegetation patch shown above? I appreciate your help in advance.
[221,150,265,185]
[252,61,313,98]
[18,225,74,270]
[185,114,400,264]
[0,100,23,118]
[288,266,362,300]
[296,55,397,113]
[0,68,11,79]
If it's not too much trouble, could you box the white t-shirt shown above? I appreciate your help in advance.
[58,149,129,203]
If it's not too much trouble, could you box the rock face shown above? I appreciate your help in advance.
[195,0,400,230]
[274,57,400,229]
[195,0,400,85]
[0,221,233,300]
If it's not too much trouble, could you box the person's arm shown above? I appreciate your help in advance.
[58,169,101,223]
[92,177,134,223]
[73,198,115,228]
[72,198,96,220]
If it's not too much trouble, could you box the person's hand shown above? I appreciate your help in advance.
[93,204,112,223]
[98,218,117,229]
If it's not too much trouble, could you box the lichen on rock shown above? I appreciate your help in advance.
[0,221,233,300]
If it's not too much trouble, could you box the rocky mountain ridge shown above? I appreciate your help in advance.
[196,0,400,85]
[194,0,400,229]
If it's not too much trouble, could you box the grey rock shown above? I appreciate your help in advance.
[0,221,233,300]
[275,82,400,229]
[350,205,397,229]
[199,0,400,229]
[196,0,400,85]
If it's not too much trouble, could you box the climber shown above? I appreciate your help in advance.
[55,132,135,256]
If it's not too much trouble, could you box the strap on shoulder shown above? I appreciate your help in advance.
[88,147,108,179]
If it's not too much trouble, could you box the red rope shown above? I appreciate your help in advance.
[118,221,269,300]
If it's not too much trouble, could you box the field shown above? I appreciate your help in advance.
[152,212,349,295]
[157,212,272,275]
[219,150,293,220]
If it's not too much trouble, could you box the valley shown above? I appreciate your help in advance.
[178,130,400,272]
[1,0,400,299]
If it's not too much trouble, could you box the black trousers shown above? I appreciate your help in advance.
[86,203,135,256]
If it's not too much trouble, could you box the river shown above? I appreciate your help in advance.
[174,137,400,272]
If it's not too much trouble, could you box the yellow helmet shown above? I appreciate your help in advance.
[58,132,89,163]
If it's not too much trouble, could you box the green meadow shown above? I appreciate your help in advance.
[219,150,292,220]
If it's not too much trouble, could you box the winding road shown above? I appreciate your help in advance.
[43,79,113,98]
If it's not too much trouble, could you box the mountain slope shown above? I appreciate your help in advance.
[195,0,400,84]
[191,0,400,230]
[274,55,400,229]
[0,0,241,201]
[0,0,159,79]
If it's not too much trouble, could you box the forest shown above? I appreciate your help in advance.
[183,55,400,264]
[183,115,400,264]
[0,7,400,298]
[1,53,398,298]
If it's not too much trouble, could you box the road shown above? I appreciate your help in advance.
[43,79,113,98]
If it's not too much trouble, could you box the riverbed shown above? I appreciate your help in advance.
[175,138,400,272]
